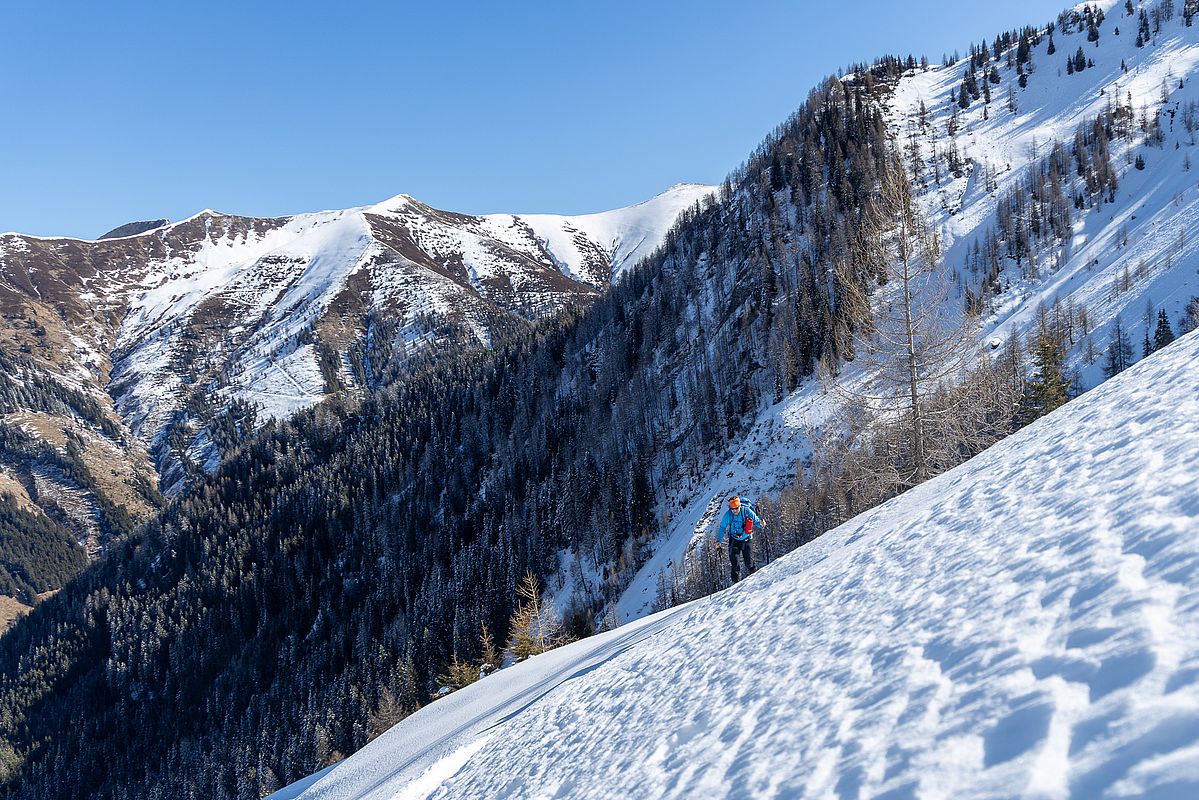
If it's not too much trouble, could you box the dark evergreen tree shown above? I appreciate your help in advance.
[1017,335,1070,424]
[1182,296,1199,333]
[1153,309,1175,351]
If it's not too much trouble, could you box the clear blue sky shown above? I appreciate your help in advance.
[2,0,1069,238]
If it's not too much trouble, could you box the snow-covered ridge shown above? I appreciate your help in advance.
[0,184,711,494]
[513,182,716,281]
[275,328,1199,799]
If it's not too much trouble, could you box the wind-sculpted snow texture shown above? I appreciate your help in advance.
[278,331,1199,800]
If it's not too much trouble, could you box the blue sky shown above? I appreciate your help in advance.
[2,0,1068,238]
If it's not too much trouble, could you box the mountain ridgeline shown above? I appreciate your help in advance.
[0,60,902,797]
[0,185,711,615]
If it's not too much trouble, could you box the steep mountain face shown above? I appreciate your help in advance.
[894,0,1199,376]
[618,0,1199,619]
[0,184,711,610]
[275,327,1199,800]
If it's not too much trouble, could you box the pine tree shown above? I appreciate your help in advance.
[1182,296,1199,333]
[1018,335,1070,423]
[1153,308,1175,351]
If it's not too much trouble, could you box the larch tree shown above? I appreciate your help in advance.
[507,572,568,662]
[831,158,998,487]
[1104,315,1135,377]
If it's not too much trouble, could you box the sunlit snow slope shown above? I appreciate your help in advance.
[619,2,1199,621]
[276,327,1199,799]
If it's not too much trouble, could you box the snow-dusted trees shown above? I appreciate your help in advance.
[1018,334,1071,423]
[966,109,1121,312]
[1181,297,1199,333]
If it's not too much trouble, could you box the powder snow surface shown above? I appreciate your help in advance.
[275,330,1199,799]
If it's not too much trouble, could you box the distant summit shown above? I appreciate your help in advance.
[97,218,169,239]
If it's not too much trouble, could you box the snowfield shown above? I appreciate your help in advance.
[274,326,1199,798]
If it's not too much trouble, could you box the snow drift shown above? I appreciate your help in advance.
[275,329,1199,799]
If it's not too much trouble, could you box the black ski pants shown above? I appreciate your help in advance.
[729,537,754,583]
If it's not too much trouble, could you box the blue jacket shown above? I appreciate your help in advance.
[716,504,763,543]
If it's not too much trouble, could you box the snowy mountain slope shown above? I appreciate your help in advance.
[617,1,1199,623]
[890,1,1199,383]
[277,328,1199,800]
[100,184,714,443]
[0,185,708,511]
[515,183,716,283]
